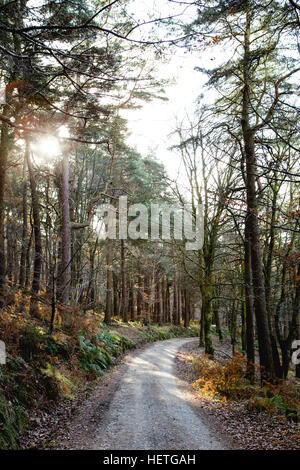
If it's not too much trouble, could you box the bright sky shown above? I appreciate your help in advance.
[123,0,218,181]
[124,1,300,188]
[125,53,203,180]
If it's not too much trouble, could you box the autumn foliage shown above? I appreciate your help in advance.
[192,353,300,421]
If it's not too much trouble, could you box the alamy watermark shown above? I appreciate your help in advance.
[0,87,5,105]
[292,341,300,366]
[0,340,6,365]
[94,196,204,251]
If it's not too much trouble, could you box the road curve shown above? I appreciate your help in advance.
[93,338,226,450]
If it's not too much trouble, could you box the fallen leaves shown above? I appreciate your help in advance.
[175,339,300,450]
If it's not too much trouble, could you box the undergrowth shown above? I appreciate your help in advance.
[78,325,135,375]
[0,308,197,449]
[192,353,300,422]
[137,324,198,343]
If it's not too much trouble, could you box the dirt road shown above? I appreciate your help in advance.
[93,338,226,450]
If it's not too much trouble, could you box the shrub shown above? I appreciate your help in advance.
[19,325,44,362]
[78,325,135,375]
[170,325,198,337]
[41,364,76,398]
[192,353,255,400]
[19,325,71,363]
[137,324,198,343]
[78,334,113,375]
[192,353,300,421]
[109,331,135,353]
[96,325,122,356]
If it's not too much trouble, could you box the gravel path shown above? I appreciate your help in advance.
[93,338,226,450]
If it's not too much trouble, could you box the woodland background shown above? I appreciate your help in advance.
[0,0,299,449]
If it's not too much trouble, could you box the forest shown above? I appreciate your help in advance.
[0,0,299,452]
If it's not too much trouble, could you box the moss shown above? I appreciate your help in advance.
[41,364,76,399]
[19,325,71,364]
[19,325,45,362]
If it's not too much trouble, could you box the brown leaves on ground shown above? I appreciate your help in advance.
[175,339,300,450]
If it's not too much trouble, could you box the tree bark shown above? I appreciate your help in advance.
[60,151,71,306]
[242,9,274,378]
[19,154,28,289]
[184,289,190,328]
[120,239,128,322]
[137,264,143,321]
[104,239,113,324]
[244,214,255,382]
[172,277,179,325]
[213,297,223,342]
[26,140,42,316]
[0,104,9,304]
[113,272,119,319]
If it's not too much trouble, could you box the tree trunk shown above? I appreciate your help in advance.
[104,239,113,324]
[120,239,128,322]
[157,278,162,326]
[244,214,255,382]
[201,282,214,355]
[230,300,237,355]
[199,290,205,347]
[172,277,179,325]
[177,285,182,325]
[137,264,143,321]
[184,289,190,328]
[113,272,119,319]
[129,278,135,322]
[26,140,42,316]
[166,281,171,323]
[242,9,274,378]
[0,103,9,304]
[19,155,28,289]
[143,274,150,325]
[85,238,98,309]
[25,227,33,289]
[294,264,300,378]
[214,303,223,342]
[241,300,247,353]
[60,151,71,306]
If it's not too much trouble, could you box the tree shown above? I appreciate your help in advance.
[182,0,299,378]
[171,113,235,354]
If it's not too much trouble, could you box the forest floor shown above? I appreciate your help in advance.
[175,337,300,450]
[13,323,300,450]
[22,338,231,450]
[16,322,198,449]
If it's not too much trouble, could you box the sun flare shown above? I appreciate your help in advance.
[31,135,61,162]
[30,126,70,163]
